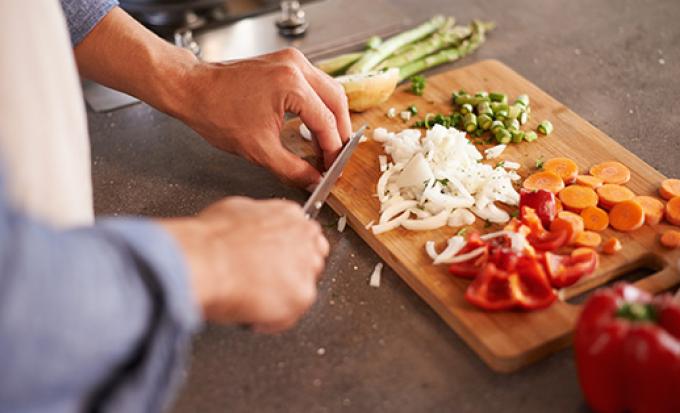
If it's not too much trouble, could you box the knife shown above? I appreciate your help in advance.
[302,124,367,219]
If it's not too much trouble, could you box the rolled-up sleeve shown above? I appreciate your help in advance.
[0,174,201,412]
[60,0,119,46]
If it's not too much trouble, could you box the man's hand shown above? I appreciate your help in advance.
[175,49,352,189]
[74,8,351,189]
[160,197,328,333]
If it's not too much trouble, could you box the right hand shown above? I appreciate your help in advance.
[160,197,328,333]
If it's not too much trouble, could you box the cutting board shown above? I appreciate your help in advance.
[281,60,680,372]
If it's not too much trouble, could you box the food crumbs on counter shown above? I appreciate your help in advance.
[386,107,397,118]
[369,263,383,287]
[353,265,359,271]
[337,215,347,232]
[316,348,326,356]
[313,378,322,387]
[359,135,369,143]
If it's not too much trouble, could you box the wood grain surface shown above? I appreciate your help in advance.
[281,60,680,372]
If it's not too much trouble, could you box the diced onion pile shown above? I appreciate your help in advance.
[372,124,521,235]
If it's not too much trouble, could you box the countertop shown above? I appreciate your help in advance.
[86,0,680,411]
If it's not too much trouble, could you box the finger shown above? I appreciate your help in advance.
[299,64,352,145]
[316,233,329,257]
[286,79,343,170]
[259,140,322,189]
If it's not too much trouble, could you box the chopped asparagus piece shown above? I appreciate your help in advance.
[537,120,554,135]
[519,110,529,125]
[507,104,522,120]
[464,113,478,132]
[495,128,512,144]
[525,131,538,142]
[366,36,383,50]
[495,110,508,120]
[460,103,473,114]
[511,130,525,143]
[505,118,520,131]
[489,92,508,103]
[408,105,418,114]
[478,114,493,130]
[490,120,505,134]
[515,94,530,107]
[477,102,493,116]
[410,75,426,95]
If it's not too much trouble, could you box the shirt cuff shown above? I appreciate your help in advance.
[97,217,202,333]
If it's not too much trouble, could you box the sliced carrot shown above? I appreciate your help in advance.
[596,184,636,209]
[551,211,585,243]
[574,231,602,248]
[544,158,579,184]
[660,230,680,249]
[659,179,680,200]
[523,171,565,193]
[666,196,680,226]
[581,206,609,231]
[559,185,599,212]
[575,175,604,189]
[555,198,564,214]
[634,195,665,226]
[609,200,645,232]
[602,237,622,255]
[590,161,631,184]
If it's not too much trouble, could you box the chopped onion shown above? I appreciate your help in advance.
[364,220,375,230]
[448,208,476,227]
[369,263,383,288]
[299,123,312,141]
[386,107,397,118]
[372,211,409,234]
[433,236,466,264]
[401,209,449,231]
[378,155,388,172]
[359,135,368,143]
[373,127,392,143]
[446,247,486,264]
[484,144,506,159]
[337,215,347,232]
[503,161,521,170]
[380,200,417,224]
[425,240,440,260]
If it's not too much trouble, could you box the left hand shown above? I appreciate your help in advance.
[173,48,352,189]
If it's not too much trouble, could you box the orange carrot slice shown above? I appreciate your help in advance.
[590,161,631,184]
[523,171,565,193]
[666,196,680,226]
[574,231,602,248]
[559,185,599,211]
[602,237,622,255]
[555,198,564,214]
[660,230,680,249]
[659,179,680,200]
[551,211,585,243]
[635,196,665,226]
[581,206,609,231]
[544,158,579,184]
[575,175,604,189]
[609,200,645,231]
[596,184,636,209]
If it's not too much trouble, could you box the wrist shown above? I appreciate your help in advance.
[150,46,202,120]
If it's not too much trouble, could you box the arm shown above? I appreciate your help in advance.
[0,173,327,411]
[66,4,352,189]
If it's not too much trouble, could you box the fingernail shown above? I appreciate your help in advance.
[305,182,318,193]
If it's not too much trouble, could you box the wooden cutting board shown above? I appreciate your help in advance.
[281,60,680,372]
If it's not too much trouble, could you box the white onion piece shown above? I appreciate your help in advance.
[480,231,530,254]
[376,167,395,203]
[433,236,467,264]
[299,123,312,141]
[448,208,476,227]
[364,220,375,230]
[473,203,510,224]
[378,155,388,172]
[480,231,508,241]
[379,200,417,224]
[401,209,449,231]
[396,153,434,189]
[446,247,486,264]
[369,263,383,287]
[484,144,506,159]
[372,211,409,234]
[425,240,440,260]
[373,127,391,142]
[359,135,368,143]
[503,161,521,170]
[337,215,347,232]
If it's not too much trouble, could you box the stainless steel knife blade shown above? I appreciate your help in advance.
[303,124,367,219]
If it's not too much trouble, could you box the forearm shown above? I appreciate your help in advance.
[74,7,197,117]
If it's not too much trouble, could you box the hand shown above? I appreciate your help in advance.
[160,197,329,333]
[174,48,352,189]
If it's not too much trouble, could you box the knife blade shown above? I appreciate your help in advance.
[303,124,367,219]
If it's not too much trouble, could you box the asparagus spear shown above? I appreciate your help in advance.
[397,20,495,81]
[346,15,447,74]
[316,52,363,75]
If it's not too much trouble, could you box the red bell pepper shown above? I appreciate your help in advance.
[464,256,556,311]
[449,232,489,278]
[574,283,680,413]
[543,248,598,288]
[520,189,557,228]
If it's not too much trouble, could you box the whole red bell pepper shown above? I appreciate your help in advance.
[574,283,680,413]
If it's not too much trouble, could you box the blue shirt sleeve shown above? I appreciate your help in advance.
[60,0,119,46]
[0,174,201,412]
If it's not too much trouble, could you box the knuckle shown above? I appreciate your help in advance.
[281,47,304,61]
[297,284,317,308]
[275,63,301,83]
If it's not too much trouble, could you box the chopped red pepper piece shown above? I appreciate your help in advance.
[575,283,680,413]
[520,189,557,228]
[543,248,598,288]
